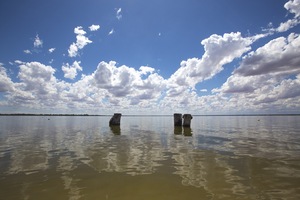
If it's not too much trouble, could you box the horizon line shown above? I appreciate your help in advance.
[1,113,300,117]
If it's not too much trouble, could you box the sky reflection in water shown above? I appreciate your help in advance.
[0,116,300,199]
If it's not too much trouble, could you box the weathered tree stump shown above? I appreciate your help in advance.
[174,113,182,126]
[109,113,122,126]
[182,114,193,127]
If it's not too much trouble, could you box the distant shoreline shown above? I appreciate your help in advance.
[0,113,106,116]
[0,113,299,117]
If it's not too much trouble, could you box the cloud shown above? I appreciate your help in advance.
[0,65,14,92]
[265,0,300,33]
[61,74,97,105]
[62,61,83,79]
[15,60,25,65]
[68,26,92,57]
[108,29,115,35]
[74,26,86,35]
[24,49,32,54]
[76,34,92,49]
[167,32,255,97]
[234,33,300,76]
[13,62,59,106]
[212,83,300,113]
[116,8,122,20]
[277,18,300,32]
[34,34,43,48]
[1,61,166,111]
[68,43,78,58]
[3,50,300,114]
[163,30,300,113]
[1,1,300,114]
[89,24,100,31]
[272,75,300,100]
[214,74,300,111]
[93,61,165,101]
[18,62,56,85]
[216,33,300,95]
[139,66,155,75]
[285,0,300,18]
[212,74,270,94]
[213,33,300,111]
[23,34,45,54]
[48,48,55,53]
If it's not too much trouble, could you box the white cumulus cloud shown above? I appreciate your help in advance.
[62,61,83,79]
[1,1,300,114]
[0,65,14,92]
[285,0,300,18]
[13,62,61,106]
[213,33,300,112]
[24,49,31,54]
[277,18,300,32]
[167,32,255,97]
[89,24,100,31]
[14,60,24,65]
[74,26,86,35]
[48,48,55,53]
[234,33,300,76]
[68,43,78,58]
[266,0,300,33]
[68,26,92,57]
[34,34,43,48]
[93,61,165,104]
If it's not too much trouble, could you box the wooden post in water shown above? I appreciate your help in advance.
[174,113,182,126]
[109,113,122,126]
[182,114,193,127]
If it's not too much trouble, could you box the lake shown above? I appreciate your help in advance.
[0,115,299,199]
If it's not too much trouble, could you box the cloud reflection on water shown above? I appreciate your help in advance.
[0,116,300,199]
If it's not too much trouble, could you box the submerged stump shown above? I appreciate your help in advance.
[183,127,192,136]
[109,113,122,126]
[182,114,193,127]
[110,125,121,135]
[174,126,183,135]
[174,113,182,126]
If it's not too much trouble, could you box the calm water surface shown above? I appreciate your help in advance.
[0,115,299,200]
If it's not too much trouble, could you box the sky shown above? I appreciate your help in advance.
[0,0,300,115]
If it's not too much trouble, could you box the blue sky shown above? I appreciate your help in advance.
[0,0,300,114]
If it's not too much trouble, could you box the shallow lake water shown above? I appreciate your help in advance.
[0,115,299,200]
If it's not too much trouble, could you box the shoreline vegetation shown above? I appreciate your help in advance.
[0,113,299,117]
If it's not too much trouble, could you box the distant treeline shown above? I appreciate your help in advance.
[0,113,299,117]
[0,113,107,116]
[192,114,300,116]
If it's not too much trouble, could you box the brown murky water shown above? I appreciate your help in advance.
[0,115,299,199]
